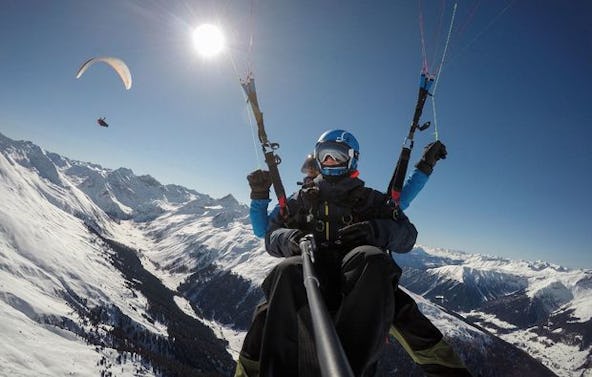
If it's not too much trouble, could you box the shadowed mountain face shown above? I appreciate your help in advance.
[2,132,586,376]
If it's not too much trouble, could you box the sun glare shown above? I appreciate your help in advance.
[192,24,225,57]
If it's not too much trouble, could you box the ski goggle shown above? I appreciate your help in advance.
[315,142,351,165]
[301,155,319,174]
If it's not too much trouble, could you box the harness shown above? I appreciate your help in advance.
[286,178,394,248]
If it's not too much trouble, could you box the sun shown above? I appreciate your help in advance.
[192,24,225,57]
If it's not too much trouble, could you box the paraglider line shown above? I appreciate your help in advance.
[449,0,516,65]
[431,2,457,141]
[428,0,447,75]
[418,0,430,74]
[247,0,258,74]
[453,0,480,42]
[228,50,262,168]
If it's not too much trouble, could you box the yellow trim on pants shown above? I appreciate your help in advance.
[389,326,467,369]
[234,355,260,377]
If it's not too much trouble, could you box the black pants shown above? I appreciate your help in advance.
[257,246,397,377]
[237,251,472,377]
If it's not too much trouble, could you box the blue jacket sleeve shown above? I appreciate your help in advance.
[249,199,272,238]
[399,168,429,211]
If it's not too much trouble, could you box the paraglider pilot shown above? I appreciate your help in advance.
[97,117,109,128]
[245,129,418,377]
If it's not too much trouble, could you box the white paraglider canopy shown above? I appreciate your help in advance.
[75,56,132,90]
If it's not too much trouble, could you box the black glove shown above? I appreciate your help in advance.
[336,221,377,249]
[247,169,272,200]
[287,229,304,256]
[416,140,447,176]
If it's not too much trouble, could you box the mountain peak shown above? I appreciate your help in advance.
[218,193,239,207]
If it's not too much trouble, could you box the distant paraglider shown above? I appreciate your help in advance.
[76,56,131,129]
[97,117,109,128]
[76,56,132,90]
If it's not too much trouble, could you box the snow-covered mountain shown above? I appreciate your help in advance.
[393,247,592,376]
[0,131,583,376]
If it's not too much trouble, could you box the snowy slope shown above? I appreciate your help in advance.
[0,138,166,375]
[0,133,235,375]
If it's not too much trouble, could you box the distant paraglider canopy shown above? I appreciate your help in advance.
[76,56,132,90]
[97,117,109,128]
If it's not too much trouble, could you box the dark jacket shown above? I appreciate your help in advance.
[265,175,417,257]
[250,168,429,238]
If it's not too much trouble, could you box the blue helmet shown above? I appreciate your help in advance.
[314,129,360,176]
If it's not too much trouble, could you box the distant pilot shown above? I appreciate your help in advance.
[97,117,109,128]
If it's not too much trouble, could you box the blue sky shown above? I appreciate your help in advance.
[1,0,590,269]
